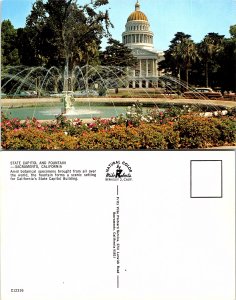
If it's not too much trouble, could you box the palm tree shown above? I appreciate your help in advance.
[172,37,198,88]
[180,38,198,88]
[198,33,224,87]
[171,42,182,81]
[169,32,191,81]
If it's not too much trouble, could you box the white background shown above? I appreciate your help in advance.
[0,151,235,300]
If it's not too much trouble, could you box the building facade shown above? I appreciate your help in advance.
[122,1,164,88]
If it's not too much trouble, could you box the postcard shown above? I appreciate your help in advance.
[1,0,235,299]
[0,150,235,300]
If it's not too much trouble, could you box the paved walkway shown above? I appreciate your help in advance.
[1,97,236,108]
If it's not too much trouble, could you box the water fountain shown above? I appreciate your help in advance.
[1,64,231,121]
[60,61,75,114]
[61,91,75,114]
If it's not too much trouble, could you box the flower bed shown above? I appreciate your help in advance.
[1,108,235,150]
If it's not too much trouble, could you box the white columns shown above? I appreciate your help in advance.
[139,59,142,77]
[146,59,149,77]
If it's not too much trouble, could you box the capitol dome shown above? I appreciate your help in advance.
[127,1,148,21]
[122,1,154,49]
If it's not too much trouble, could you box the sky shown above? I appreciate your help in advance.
[1,0,236,50]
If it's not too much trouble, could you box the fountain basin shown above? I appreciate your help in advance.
[2,97,234,121]
[2,104,131,120]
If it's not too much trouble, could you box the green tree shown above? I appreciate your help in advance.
[100,38,137,68]
[178,38,198,88]
[159,32,191,80]
[218,25,236,92]
[198,33,224,87]
[23,0,112,69]
[18,0,47,66]
[98,38,138,90]
[1,20,20,66]
[229,24,236,38]
[159,32,197,89]
[17,27,43,66]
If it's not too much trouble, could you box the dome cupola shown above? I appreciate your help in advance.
[127,1,148,22]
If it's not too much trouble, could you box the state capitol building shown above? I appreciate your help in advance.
[122,1,164,88]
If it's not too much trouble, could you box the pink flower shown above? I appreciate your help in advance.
[89,123,96,129]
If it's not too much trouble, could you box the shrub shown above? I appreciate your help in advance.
[213,117,236,144]
[76,125,143,150]
[3,127,77,150]
[155,124,180,149]
[76,123,177,150]
[176,115,224,148]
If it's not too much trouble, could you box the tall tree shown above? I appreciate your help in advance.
[98,38,137,89]
[178,38,198,88]
[198,33,224,87]
[217,25,236,92]
[159,32,197,88]
[100,38,137,68]
[159,32,191,78]
[23,0,112,69]
[1,20,20,67]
